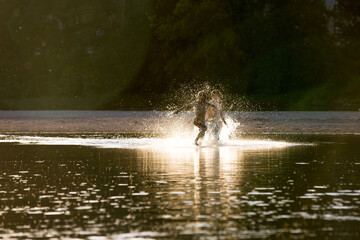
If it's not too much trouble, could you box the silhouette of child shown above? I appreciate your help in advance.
[206,89,227,141]
[173,90,217,145]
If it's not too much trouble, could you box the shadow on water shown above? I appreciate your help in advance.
[0,134,359,239]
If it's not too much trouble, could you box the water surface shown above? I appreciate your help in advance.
[0,134,359,239]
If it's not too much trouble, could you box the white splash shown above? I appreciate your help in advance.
[0,134,305,150]
[219,117,241,142]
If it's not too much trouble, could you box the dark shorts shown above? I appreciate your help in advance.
[194,119,207,130]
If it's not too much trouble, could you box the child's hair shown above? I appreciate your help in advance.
[211,89,223,99]
[196,90,207,102]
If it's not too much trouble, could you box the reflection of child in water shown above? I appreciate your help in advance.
[174,90,220,146]
[206,89,227,141]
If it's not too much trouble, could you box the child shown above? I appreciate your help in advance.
[206,89,227,141]
[173,90,217,146]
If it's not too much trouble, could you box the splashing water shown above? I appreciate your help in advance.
[200,116,240,145]
[0,111,309,149]
[0,132,306,150]
[219,116,241,142]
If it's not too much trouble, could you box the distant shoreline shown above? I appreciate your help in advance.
[0,111,359,134]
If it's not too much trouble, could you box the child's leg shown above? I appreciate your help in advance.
[207,121,218,141]
[214,121,220,140]
[196,127,206,140]
[194,119,207,145]
[216,121,222,140]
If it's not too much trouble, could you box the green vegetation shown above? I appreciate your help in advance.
[0,0,359,110]
[0,0,152,109]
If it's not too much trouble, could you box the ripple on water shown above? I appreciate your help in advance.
[248,191,273,196]
[132,192,149,196]
[112,231,169,239]
[169,191,186,195]
[75,206,93,211]
[0,133,359,239]
[44,211,64,216]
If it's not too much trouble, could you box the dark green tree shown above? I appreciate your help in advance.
[127,0,338,110]
[0,0,152,109]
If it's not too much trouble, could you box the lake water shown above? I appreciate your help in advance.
[0,132,359,239]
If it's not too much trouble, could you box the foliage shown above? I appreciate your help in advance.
[0,0,359,110]
[0,0,151,109]
[123,0,360,110]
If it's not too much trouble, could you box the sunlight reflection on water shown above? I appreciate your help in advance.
[0,134,305,150]
[0,134,359,239]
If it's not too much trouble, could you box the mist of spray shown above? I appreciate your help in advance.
[219,117,241,142]
[161,80,246,143]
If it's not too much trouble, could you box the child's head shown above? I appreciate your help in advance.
[211,89,222,100]
[196,90,207,102]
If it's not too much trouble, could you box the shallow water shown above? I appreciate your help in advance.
[0,134,359,239]
[0,110,359,134]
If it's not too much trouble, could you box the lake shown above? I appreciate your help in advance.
[0,111,359,239]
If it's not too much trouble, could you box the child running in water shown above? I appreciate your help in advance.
[206,89,227,141]
[173,90,226,145]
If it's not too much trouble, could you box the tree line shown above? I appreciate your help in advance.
[0,0,359,110]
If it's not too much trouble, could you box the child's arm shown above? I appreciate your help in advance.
[173,102,194,114]
[219,111,227,125]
